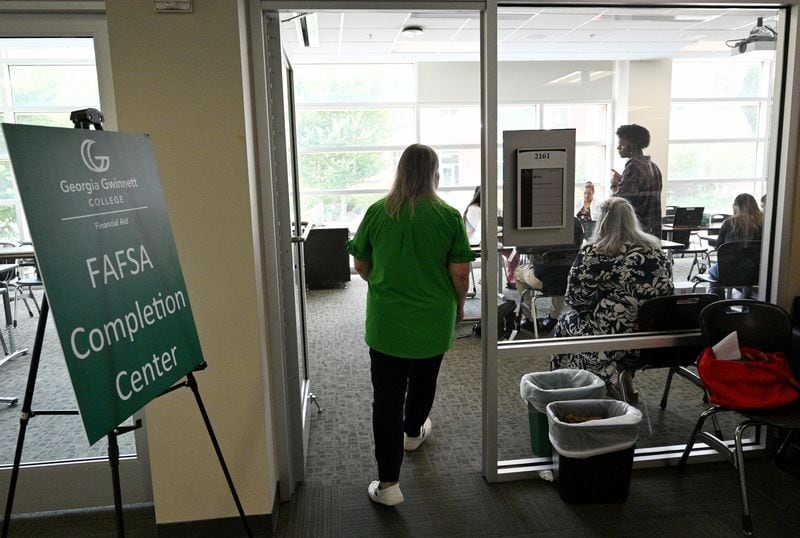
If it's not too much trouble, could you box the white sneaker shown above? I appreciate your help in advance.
[368,480,404,506]
[403,417,432,451]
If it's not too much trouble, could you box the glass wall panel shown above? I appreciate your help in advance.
[668,141,763,180]
[14,112,74,128]
[0,36,137,469]
[297,150,400,191]
[419,106,481,145]
[293,64,415,103]
[666,180,765,214]
[296,108,415,148]
[498,105,538,142]
[439,148,481,187]
[495,5,779,467]
[10,65,99,106]
[670,102,765,139]
[0,38,102,242]
[543,104,606,141]
[301,192,383,231]
[671,60,770,99]
[575,145,606,190]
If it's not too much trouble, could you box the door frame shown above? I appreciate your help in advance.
[248,5,313,500]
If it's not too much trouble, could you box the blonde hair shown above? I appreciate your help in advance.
[591,197,660,255]
[385,144,443,218]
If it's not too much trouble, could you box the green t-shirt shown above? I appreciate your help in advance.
[346,197,476,358]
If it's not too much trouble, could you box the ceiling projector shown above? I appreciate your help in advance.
[729,17,777,55]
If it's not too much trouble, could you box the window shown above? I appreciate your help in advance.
[668,58,773,212]
[293,62,610,232]
[0,38,101,241]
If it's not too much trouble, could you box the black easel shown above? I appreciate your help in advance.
[2,109,253,538]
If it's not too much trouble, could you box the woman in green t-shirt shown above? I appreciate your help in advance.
[347,144,474,506]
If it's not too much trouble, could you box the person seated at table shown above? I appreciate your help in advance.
[575,181,602,224]
[514,217,583,334]
[463,187,519,289]
[550,197,673,398]
[706,193,763,295]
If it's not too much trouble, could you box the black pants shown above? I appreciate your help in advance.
[369,348,444,483]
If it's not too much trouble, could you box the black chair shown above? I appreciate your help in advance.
[692,240,761,299]
[618,294,718,408]
[678,299,800,536]
[517,248,577,338]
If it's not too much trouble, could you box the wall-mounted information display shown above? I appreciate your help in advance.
[503,129,575,248]
[517,148,567,230]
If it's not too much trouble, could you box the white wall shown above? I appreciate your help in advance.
[621,60,672,178]
[418,61,615,103]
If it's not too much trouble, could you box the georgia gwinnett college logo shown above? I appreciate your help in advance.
[80,139,110,173]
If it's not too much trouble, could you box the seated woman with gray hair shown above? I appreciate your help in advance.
[551,197,673,398]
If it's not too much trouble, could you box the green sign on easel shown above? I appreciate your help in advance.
[2,123,205,444]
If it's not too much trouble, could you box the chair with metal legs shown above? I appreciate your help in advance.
[692,240,761,299]
[11,252,43,326]
[617,293,718,408]
[516,248,577,339]
[677,299,800,536]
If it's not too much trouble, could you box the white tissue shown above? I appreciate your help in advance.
[712,331,741,361]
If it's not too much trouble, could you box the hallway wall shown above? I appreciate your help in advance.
[105,0,276,527]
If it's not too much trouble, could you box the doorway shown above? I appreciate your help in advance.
[254,1,797,493]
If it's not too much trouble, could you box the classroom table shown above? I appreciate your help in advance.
[0,261,26,406]
[0,246,34,371]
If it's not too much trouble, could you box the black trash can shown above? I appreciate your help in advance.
[546,399,642,503]
[520,369,606,457]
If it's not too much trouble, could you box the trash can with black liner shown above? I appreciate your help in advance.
[519,369,606,457]
[546,399,642,503]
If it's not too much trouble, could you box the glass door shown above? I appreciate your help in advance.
[283,45,314,464]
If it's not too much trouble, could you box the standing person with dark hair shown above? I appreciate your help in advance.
[611,124,663,238]
[463,186,519,288]
[347,143,474,506]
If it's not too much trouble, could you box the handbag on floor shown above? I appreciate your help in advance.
[472,299,517,339]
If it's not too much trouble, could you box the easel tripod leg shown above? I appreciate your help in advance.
[2,299,50,538]
[108,432,125,538]
[185,372,253,537]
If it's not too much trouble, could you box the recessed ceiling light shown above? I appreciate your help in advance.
[401,25,424,38]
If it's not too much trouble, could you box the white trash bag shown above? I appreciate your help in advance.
[546,399,642,459]
[520,369,606,413]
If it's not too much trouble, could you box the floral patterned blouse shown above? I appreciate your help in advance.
[551,242,673,381]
